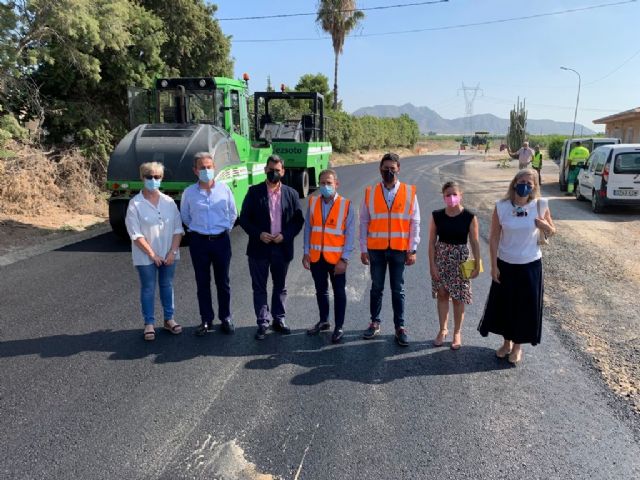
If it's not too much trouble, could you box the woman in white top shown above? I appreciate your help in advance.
[125,162,184,341]
[477,168,555,364]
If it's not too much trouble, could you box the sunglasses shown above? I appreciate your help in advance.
[144,175,162,180]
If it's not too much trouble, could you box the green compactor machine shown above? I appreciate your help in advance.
[106,76,331,237]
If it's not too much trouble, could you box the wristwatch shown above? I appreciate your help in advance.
[407,250,417,255]
[172,250,179,255]
[340,257,349,264]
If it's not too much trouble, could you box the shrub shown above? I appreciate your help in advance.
[0,128,11,148]
[0,114,28,142]
[548,136,566,160]
[327,112,420,153]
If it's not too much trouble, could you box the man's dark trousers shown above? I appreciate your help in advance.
[248,245,289,326]
[368,248,406,328]
[534,167,542,186]
[188,232,232,325]
[310,257,347,330]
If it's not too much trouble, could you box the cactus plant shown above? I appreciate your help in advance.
[507,97,527,152]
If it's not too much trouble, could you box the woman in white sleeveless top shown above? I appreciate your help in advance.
[477,168,555,365]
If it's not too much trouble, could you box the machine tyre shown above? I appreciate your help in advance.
[293,168,310,198]
[591,189,605,213]
[109,198,130,240]
[575,182,585,201]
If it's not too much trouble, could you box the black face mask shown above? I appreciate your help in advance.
[381,169,397,183]
[266,170,282,183]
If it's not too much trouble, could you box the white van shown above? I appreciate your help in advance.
[558,137,620,191]
[575,144,640,212]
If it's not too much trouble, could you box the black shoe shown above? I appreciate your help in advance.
[362,322,380,340]
[307,321,331,335]
[255,325,268,340]
[220,320,235,334]
[331,329,344,344]
[395,327,409,347]
[195,323,210,336]
[272,321,291,335]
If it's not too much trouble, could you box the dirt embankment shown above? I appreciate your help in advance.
[454,157,640,416]
[0,142,107,257]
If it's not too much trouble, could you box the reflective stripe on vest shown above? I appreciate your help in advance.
[308,194,350,264]
[365,182,415,251]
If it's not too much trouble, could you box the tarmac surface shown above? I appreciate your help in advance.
[1,155,639,479]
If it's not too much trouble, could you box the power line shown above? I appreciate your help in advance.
[583,46,640,86]
[233,0,636,43]
[218,0,448,21]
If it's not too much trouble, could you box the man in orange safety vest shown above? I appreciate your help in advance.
[302,169,355,343]
[359,153,421,346]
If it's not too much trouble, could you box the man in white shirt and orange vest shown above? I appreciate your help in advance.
[360,152,421,346]
[302,169,356,343]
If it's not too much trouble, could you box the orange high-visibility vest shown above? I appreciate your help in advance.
[309,194,350,264]
[365,182,416,251]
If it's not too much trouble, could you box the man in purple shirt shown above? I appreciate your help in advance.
[239,155,304,340]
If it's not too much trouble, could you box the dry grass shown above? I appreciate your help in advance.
[0,141,106,217]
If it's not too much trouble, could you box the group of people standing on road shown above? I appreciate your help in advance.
[125,150,555,365]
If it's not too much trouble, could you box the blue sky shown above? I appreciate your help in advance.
[213,0,640,131]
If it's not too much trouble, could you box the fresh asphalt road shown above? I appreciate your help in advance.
[1,155,639,480]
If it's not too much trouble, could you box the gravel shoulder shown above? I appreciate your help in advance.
[445,156,640,419]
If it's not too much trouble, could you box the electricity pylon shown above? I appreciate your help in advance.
[458,83,483,135]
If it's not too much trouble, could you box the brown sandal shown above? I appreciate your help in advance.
[143,328,156,341]
[163,321,182,335]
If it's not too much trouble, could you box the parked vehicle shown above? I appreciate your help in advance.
[575,144,640,213]
[558,137,620,191]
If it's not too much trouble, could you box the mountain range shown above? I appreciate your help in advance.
[351,103,595,135]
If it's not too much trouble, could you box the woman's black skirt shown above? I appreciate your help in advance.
[477,257,543,345]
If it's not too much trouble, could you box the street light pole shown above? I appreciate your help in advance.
[560,66,581,138]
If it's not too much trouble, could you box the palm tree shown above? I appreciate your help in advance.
[316,0,364,110]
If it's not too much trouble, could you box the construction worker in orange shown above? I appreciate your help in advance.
[359,152,421,347]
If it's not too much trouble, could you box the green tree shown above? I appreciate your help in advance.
[31,0,167,147]
[0,0,234,161]
[140,0,232,77]
[316,0,364,110]
[295,72,333,107]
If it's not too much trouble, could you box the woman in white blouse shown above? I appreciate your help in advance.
[477,168,555,364]
[125,162,184,341]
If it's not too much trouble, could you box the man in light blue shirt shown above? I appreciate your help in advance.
[302,169,355,343]
[180,152,237,336]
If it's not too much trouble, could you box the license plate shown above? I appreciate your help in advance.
[614,189,639,196]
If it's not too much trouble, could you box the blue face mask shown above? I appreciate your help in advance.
[319,185,335,198]
[515,183,533,197]
[144,178,161,191]
[199,168,215,182]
